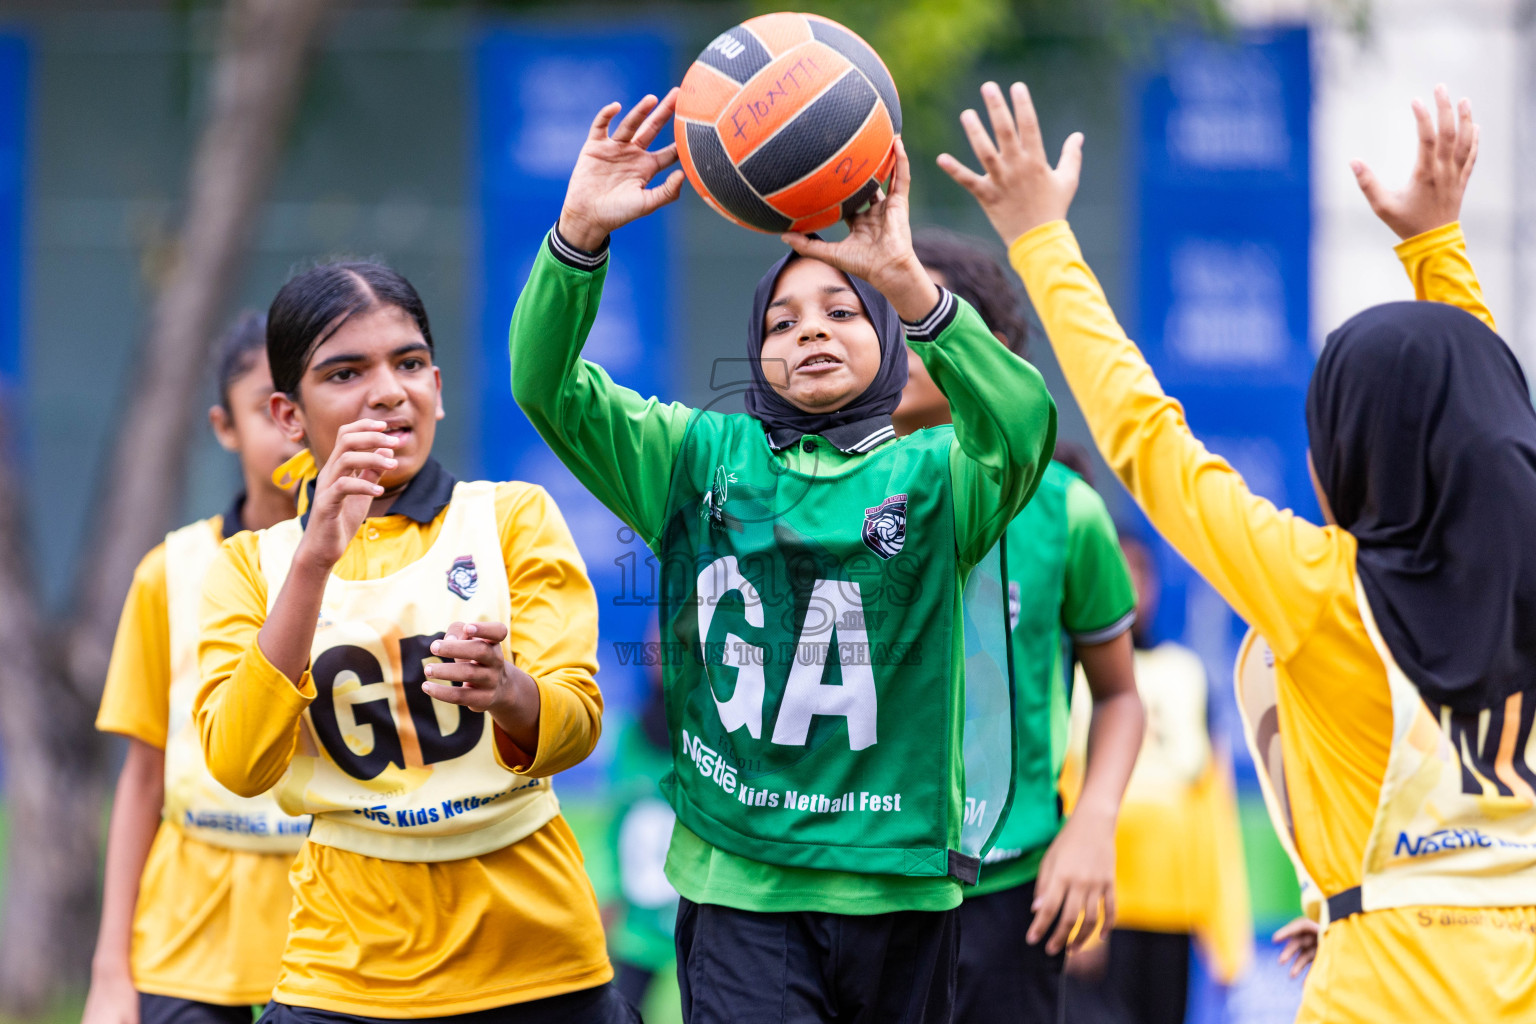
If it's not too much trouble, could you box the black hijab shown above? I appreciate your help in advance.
[744,251,909,452]
[1306,301,1536,713]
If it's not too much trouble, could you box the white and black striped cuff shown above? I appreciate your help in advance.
[1071,609,1136,647]
[902,286,957,342]
[548,223,610,271]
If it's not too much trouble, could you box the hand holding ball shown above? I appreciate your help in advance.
[675,13,902,234]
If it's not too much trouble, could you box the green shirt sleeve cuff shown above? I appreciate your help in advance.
[546,223,610,271]
[902,286,958,342]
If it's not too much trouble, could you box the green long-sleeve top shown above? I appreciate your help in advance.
[510,230,1057,914]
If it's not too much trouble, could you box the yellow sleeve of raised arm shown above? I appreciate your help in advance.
[194,531,315,797]
[1395,221,1495,331]
[489,482,603,778]
[96,543,173,747]
[1010,221,1350,660]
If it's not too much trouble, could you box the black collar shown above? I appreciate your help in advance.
[764,414,897,455]
[300,457,458,528]
[219,492,248,541]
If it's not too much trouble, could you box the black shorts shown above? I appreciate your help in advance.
[611,962,657,1013]
[140,995,254,1024]
[674,897,958,1024]
[953,879,1065,1024]
[1061,929,1190,1024]
[253,984,639,1024]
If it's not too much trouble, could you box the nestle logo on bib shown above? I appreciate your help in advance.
[446,555,478,600]
[862,494,907,560]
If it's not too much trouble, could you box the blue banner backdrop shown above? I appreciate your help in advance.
[476,27,676,789]
[1128,28,1314,1022]
[0,35,25,392]
[1129,26,1315,750]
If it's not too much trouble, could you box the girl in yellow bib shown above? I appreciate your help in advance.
[940,80,1536,1022]
[86,313,306,1024]
[194,263,632,1022]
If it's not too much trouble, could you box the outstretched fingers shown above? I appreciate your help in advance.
[1350,158,1387,212]
[1410,97,1435,170]
[1057,132,1085,189]
[642,169,687,214]
[1433,84,1457,163]
[589,101,623,142]
[610,94,658,144]
[887,138,913,203]
[980,81,1021,155]
[647,142,680,175]
[935,152,988,196]
[1009,81,1046,158]
[633,87,680,149]
[959,108,1001,175]
[1454,97,1477,169]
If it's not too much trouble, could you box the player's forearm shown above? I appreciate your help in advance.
[1011,221,1339,657]
[91,740,163,978]
[196,641,312,798]
[1077,688,1143,821]
[256,553,329,685]
[509,235,688,542]
[509,233,610,426]
[913,293,1056,560]
[1396,221,1496,331]
[495,669,603,777]
[1074,632,1143,821]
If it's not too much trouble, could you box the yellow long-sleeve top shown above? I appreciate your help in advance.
[195,479,611,1017]
[96,520,294,1005]
[1014,221,1536,1023]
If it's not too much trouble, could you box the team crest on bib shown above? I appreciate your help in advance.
[701,465,737,531]
[862,493,907,560]
[446,555,478,600]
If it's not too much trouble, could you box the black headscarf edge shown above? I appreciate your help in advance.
[741,248,909,444]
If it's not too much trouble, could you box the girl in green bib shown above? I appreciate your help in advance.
[509,90,1057,1024]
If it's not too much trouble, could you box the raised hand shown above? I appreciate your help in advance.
[779,139,940,322]
[422,621,541,756]
[558,90,685,251]
[297,419,398,570]
[938,81,1083,247]
[1352,84,1479,240]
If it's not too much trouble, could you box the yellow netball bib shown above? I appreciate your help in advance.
[1235,592,1536,926]
[164,518,311,852]
[257,481,559,862]
[1353,579,1536,911]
